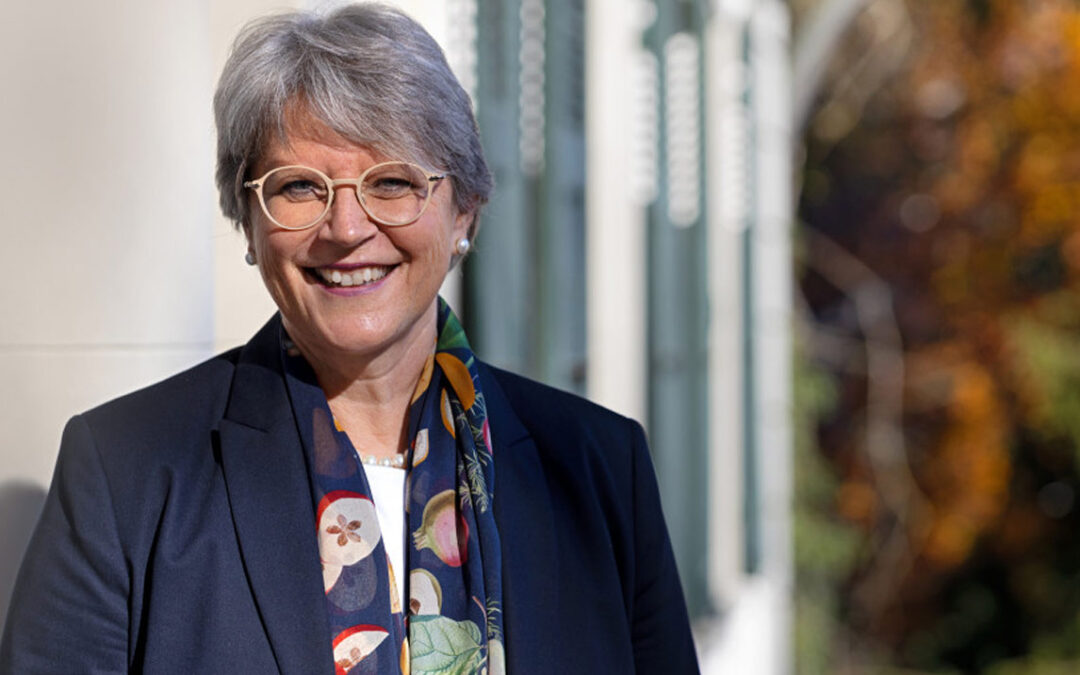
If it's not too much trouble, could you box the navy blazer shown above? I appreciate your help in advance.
[0,317,699,674]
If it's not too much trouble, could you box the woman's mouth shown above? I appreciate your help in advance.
[312,265,392,288]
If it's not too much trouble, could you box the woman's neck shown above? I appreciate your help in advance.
[286,313,437,460]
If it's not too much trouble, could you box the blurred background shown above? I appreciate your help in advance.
[2,0,1078,673]
[795,0,1080,673]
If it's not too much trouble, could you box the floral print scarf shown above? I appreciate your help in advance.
[281,298,504,674]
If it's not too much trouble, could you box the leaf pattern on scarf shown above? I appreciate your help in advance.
[408,616,484,675]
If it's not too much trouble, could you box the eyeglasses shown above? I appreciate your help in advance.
[243,161,448,230]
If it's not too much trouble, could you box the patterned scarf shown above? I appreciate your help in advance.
[282,298,505,675]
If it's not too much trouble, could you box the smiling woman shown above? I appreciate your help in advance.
[0,4,698,674]
[243,109,472,407]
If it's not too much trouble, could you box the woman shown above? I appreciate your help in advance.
[0,4,698,674]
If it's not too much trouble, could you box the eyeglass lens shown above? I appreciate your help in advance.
[260,162,432,228]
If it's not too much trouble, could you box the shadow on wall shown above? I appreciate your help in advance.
[0,482,47,637]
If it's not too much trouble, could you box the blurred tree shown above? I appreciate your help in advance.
[796,0,1080,672]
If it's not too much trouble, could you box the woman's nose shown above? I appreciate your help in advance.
[320,185,378,246]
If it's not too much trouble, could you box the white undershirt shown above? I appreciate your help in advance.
[364,464,407,609]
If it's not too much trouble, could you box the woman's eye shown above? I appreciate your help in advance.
[278,180,325,201]
[366,176,416,197]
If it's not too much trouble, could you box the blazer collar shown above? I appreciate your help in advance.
[218,315,334,675]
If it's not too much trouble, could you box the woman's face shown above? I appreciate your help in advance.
[246,111,471,368]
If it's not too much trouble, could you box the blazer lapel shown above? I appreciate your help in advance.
[481,366,560,672]
[217,317,333,675]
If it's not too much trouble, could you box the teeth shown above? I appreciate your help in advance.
[317,266,390,288]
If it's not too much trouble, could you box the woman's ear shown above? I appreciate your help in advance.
[452,208,474,243]
[449,211,476,269]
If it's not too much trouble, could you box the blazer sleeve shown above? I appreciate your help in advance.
[0,415,129,674]
[628,422,700,673]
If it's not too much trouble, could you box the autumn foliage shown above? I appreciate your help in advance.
[797,0,1080,671]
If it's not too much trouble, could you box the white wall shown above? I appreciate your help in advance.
[1,0,218,488]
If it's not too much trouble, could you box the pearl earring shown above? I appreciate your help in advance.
[244,251,257,266]
[455,238,471,255]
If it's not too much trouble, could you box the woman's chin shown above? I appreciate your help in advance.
[289,306,438,369]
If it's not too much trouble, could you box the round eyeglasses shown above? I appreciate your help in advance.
[243,161,448,230]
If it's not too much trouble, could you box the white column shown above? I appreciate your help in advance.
[748,2,794,674]
[705,4,750,612]
[698,1,793,673]
[584,0,650,423]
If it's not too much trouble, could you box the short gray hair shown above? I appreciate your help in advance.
[214,3,493,235]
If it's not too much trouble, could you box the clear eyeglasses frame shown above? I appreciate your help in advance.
[243,161,448,230]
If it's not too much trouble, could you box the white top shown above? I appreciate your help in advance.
[364,464,407,609]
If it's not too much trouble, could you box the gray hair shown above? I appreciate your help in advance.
[214,3,492,235]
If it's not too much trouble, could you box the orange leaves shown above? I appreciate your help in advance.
[907,350,1011,570]
[923,513,979,570]
[910,0,1080,258]
[836,480,879,526]
[1014,135,1063,194]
